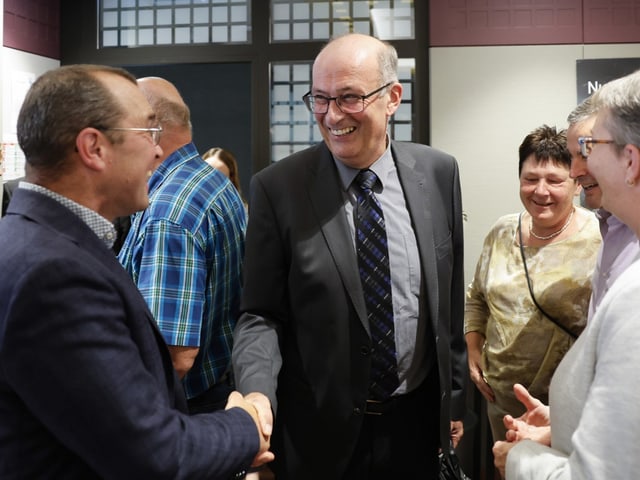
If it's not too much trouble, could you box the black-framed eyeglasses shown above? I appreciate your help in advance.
[98,126,163,145]
[302,82,392,114]
[578,136,615,158]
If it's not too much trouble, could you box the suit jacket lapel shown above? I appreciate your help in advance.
[393,143,440,328]
[307,145,370,334]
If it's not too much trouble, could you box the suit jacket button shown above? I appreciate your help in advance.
[353,407,363,415]
[360,345,370,355]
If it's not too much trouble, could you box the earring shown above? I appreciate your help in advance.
[627,179,635,186]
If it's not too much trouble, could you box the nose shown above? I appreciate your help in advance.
[569,155,587,179]
[323,98,346,121]
[533,180,549,195]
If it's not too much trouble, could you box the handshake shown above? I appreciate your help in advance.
[226,392,275,470]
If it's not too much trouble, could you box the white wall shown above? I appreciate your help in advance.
[430,43,640,283]
[1,47,59,182]
[1,0,3,204]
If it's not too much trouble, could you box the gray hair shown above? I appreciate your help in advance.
[567,96,596,126]
[591,69,640,149]
[378,40,399,85]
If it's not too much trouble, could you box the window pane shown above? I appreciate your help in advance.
[98,0,251,48]
[270,0,415,43]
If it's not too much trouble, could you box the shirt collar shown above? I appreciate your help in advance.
[19,182,117,248]
[334,139,393,192]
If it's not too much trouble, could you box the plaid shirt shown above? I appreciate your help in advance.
[119,143,246,398]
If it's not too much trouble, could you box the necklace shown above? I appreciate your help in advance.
[529,208,575,241]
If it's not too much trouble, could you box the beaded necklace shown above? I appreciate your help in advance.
[529,207,575,241]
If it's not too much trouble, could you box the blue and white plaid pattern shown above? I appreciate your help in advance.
[118,143,246,398]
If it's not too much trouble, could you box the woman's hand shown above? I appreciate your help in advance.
[465,332,495,402]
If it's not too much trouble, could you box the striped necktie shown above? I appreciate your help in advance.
[354,169,399,400]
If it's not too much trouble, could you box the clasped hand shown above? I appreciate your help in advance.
[492,383,550,478]
[226,391,275,467]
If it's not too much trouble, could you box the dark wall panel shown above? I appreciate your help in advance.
[430,1,584,47]
[3,0,60,59]
[124,63,252,197]
[583,0,640,43]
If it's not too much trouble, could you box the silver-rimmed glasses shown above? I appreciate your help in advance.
[302,82,392,114]
[578,136,615,158]
[100,126,163,145]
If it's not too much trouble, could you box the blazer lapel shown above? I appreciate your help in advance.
[307,146,370,334]
[393,145,440,328]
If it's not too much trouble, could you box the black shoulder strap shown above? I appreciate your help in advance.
[518,213,578,339]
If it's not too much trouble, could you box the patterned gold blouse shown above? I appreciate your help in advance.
[465,210,601,416]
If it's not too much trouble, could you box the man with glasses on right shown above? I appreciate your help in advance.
[568,97,639,319]
[233,33,467,480]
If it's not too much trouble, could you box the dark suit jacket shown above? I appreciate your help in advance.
[0,188,257,479]
[1,178,21,217]
[233,141,467,479]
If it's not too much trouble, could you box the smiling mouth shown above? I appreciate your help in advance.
[582,181,599,191]
[330,126,356,136]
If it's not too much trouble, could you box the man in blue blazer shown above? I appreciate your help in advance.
[233,33,466,479]
[0,64,272,479]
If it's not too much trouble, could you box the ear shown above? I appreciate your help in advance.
[386,82,403,116]
[75,128,110,172]
[623,143,640,186]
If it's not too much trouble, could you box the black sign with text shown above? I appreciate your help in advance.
[576,58,640,103]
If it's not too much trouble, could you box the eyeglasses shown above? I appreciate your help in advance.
[302,82,392,114]
[100,126,163,145]
[578,136,615,158]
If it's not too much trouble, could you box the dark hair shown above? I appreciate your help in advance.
[17,64,137,176]
[518,125,571,176]
[202,147,242,196]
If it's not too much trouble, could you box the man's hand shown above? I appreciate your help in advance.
[226,391,275,467]
[450,420,464,448]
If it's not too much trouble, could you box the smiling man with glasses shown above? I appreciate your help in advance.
[233,33,466,480]
[0,64,272,479]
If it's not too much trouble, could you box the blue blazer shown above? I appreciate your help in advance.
[233,140,467,479]
[0,188,257,479]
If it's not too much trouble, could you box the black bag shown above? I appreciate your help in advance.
[439,446,470,480]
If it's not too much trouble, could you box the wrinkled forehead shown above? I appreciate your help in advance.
[312,42,379,88]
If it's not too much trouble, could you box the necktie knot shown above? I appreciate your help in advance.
[355,169,378,193]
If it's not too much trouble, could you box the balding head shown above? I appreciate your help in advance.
[315,33,398,86]
[138,77,184,109]
[137,76,192,164]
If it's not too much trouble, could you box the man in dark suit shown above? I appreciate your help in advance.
[232,33,466,479]
[0,64,272,479]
